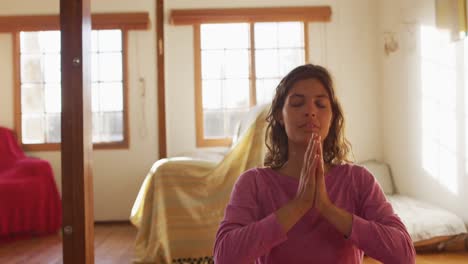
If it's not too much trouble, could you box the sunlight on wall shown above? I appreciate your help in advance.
[420,25,458,194]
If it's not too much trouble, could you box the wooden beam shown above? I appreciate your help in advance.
[0,12,149,32]
[60,0,94,263]
[170,6,331,25]
[156,0,167,158]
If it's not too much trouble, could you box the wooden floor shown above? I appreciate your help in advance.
[0,223,136,263]
[0,223,467,263]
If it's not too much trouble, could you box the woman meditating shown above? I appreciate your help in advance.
[213,64,415,263]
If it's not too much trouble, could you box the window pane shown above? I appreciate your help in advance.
[20,32,40,53]
[44,54,61,83]
[223,79,249,109]
[92,112,102,142]
[99,112,123,142]
[202,80,222,109]
[99,82,123,111]
[98,52,122,81]
[254,23,278,49]
[44,84,61,113]
[98,30,122,52]
[92,111,123,143]
[21,84,44,114]
[22,115,44,143]
[92,53,99,82]
[45,113,61,143]
[39,31,60,52]
[225,50,249,79]
[255,50,279,78]
[204,110,224,138]
[201,23,249,49]
[21,54,43,83]
[91,31,98,52]
[278,22,303,48]
[256,79,280,105]
[202,50,224,79]
[225,109,248,137]
[279,49,304,76]
[92,83,100,112]
[19,29,125,145]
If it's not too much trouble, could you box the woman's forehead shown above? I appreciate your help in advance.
[287,79,328,97]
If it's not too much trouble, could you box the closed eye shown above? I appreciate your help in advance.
[289,95,305,107]
[315,100,328,108]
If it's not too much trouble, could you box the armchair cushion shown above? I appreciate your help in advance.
[0,127,62,241]
[0,127,25,171]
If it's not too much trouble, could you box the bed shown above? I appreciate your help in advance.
[359,160,467,252]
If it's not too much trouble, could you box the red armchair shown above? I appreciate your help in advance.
[0,127,62,241]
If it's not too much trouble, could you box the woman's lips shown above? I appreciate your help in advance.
[300,123,320,132]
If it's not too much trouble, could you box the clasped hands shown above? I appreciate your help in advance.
[294,133,333,214]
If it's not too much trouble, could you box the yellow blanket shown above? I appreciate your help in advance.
[130,107,269,263]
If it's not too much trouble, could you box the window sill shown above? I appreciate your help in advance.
[21,141,129,152]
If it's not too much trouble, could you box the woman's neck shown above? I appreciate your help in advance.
[277,143,331,179]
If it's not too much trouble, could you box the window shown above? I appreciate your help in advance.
[195,21,308,147]
[17,29,128,150]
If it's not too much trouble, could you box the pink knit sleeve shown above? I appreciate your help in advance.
[213,169,287,264]
[348,166,416,263]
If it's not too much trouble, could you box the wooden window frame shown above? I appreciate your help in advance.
[5,13,149,151]
[172,7,328,147]
[194,21,310,147]
[170,7,331,25]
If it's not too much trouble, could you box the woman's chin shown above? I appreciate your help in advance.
[291,136,313,145]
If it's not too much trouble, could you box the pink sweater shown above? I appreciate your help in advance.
[213,164,415,264]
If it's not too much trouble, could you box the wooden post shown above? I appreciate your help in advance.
[60,0,94,263]
[157,0,167,159]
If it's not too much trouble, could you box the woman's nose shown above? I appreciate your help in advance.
[305,106,317,117]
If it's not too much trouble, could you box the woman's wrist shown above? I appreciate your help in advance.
[316,198,333,215]
[292,198,312,215]
[275,199,311,233]
[319,203,353,237]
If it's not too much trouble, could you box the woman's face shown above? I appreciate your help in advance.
[279,78,333,145]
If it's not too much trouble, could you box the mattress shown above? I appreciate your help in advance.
[387,195,467,242]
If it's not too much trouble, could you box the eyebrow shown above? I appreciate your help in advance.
[290,93,328,99]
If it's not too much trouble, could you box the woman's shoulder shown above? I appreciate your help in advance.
[235,167,266,186]
[235,167,280,187]
[331,162,376,184]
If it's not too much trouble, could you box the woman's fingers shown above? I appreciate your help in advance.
[302,138,312,177]
[308,153,318,187]
[309,136,318,164]
[303,133,316,171]
[316,140,323,174]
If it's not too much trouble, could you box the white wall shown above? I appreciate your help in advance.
[165,0,384,164]
[378,0,468,223]
[0,0,159,220]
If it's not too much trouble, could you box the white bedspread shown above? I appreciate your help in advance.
[387,195,467,242]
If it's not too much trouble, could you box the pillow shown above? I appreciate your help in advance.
[359,160,395,195]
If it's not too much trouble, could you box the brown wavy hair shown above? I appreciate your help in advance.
[264,64,353,169]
